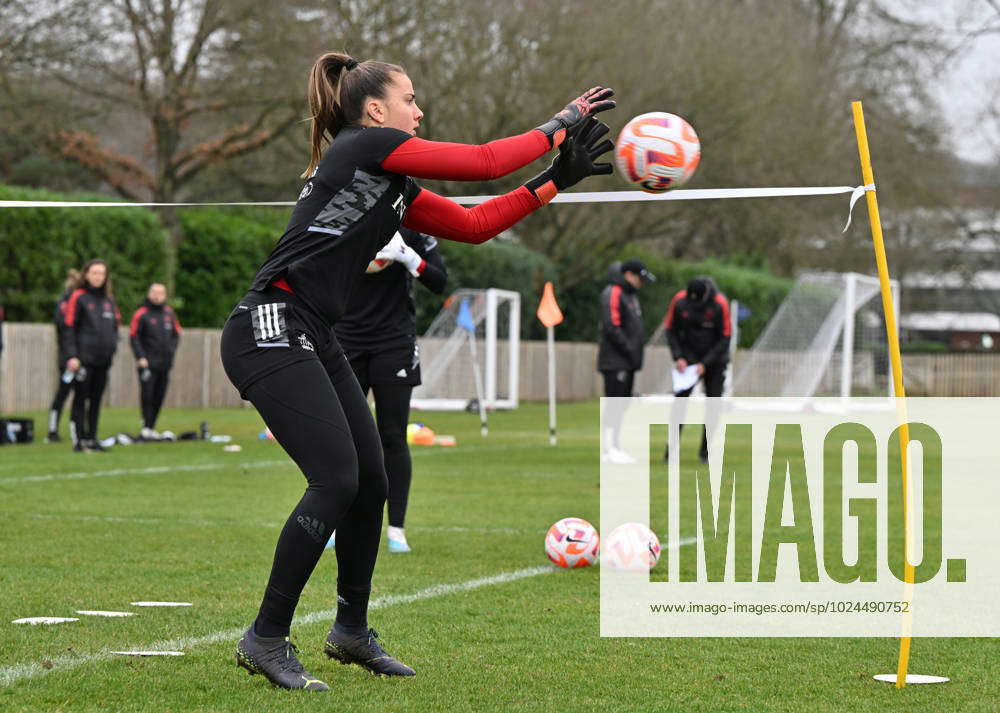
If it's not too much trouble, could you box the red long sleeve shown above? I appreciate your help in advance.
[402,186,543,244]
[381,130,549,181]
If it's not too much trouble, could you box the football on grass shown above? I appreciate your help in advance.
[603,522,661,571]
[545,517,600,568]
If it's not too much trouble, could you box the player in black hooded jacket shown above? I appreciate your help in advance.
[130,283,182,438]
[46,270,81,442]
[663,275,731,462]
[333,227,446,554]
[597,259,655,461]
[62,259,120,452]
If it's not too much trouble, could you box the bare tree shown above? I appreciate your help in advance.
[14,0,332,281]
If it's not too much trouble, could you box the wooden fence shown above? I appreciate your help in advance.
[2,322,999,413]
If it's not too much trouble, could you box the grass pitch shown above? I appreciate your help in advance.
[0,402,997,712]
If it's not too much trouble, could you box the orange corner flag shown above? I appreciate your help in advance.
[537,281,564,327]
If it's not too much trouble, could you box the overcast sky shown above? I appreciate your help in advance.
[901,1,1000,163]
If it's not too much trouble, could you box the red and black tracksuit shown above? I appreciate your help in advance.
[47,290,75,437]
[663,280,731,458]
[664,283,732,395]
[220,123,559,639]
[597,265,645,397]
[130,300,181,430]
[597,265,646,450]
[62,285,120,446]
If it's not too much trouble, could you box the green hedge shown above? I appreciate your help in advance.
[175,207,288,327]
[0,184,167,322]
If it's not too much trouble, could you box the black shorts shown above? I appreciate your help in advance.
[221,288,341,399]
[343,341,422,387]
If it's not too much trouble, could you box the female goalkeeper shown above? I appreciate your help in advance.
[221,51,614,691]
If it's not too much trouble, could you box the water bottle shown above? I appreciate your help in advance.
[141,368,151,382]
[200,421,210,440]
[61,368,75,384]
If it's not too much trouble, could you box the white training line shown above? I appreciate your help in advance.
[0,565,553,687]
[25,513,281,529]
[22,513,537,535]
[0,460,290,485]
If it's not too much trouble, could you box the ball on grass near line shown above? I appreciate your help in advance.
[615,112,700,193]
[603,522,661,572]
[545,517,600,569]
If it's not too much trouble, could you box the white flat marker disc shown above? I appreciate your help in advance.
[111,651,184,657]
[11,617,79,625]
[129,601,192,607]
[874,674,950,684]
[76,610,135,617]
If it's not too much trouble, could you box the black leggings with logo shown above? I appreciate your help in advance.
[70,365,108,444]
[221,293,387,638]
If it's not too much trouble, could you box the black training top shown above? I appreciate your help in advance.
[250,125,420,327]
[62,285,121,368]
[130,299,182,370]
[335,227,447,351]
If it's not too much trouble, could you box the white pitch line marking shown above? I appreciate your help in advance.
[0,460,290,485]
[22,513,538,535]
[0,565,553,687]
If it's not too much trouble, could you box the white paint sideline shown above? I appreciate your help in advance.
[0,460,290,485]
[24,513,538,535]
[0,566,553,687]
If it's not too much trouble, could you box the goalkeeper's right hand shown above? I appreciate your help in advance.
[536,86,616,148]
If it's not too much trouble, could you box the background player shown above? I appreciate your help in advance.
[333,227,447,554]
[46,269,80,442]
[62,259,120,452]
[663,275,731,462]
[598,258,655,463]
[130,282,182,440]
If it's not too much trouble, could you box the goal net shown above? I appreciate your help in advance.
[411,288,521,411]
[731,272,899,398]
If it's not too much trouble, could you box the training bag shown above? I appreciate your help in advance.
[0,418,34,445]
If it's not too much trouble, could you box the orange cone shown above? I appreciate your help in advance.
[536,281,564,327]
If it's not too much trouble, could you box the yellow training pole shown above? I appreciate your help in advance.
[851,100,915,688]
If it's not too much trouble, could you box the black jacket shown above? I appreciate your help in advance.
[54,289,74,366]
[664,280,731,366]
[61,286,121,368]
[130,300,182,370]
[335,228,447,350]
[597,264,645,372]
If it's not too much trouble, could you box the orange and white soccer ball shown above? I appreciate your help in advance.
[603,522,661,571]
[615,112,700,193]
[545,517,600,568]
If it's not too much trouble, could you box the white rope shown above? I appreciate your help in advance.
[0,184,874,229]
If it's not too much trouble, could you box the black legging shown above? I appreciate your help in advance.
[245,354,388,638]
[669,363,726,458]
[70,365,108,444]
[356,382,413,529]
[601,369,635,449]
[139,367,170,429]
[48,367,74,434]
